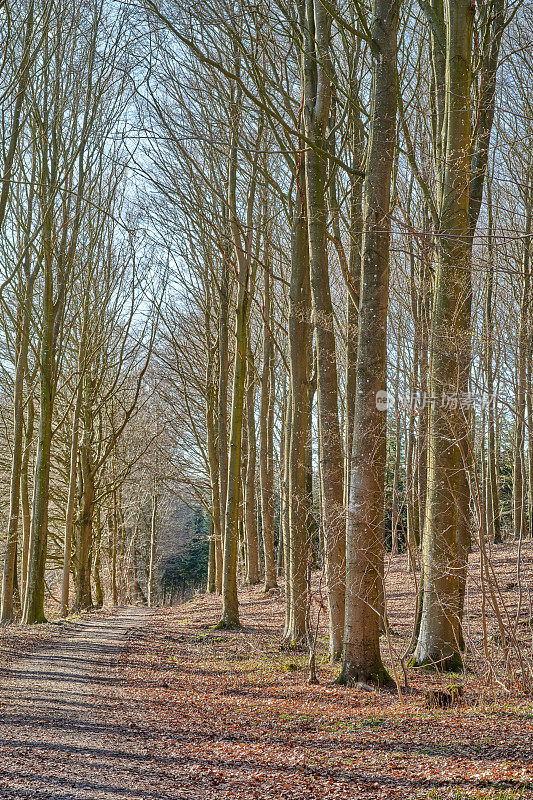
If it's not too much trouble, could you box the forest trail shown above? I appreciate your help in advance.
[0,580,532,800]
[0,606,187,800]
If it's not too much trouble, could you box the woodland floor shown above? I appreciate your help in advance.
[0,544,532,799]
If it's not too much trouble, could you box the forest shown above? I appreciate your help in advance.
[0,0,532,798]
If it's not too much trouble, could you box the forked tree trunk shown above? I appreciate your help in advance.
[219,90,262,628]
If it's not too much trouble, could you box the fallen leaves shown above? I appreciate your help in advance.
[108,549,533,800]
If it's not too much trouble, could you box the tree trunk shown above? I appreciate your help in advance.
[513,175,531,541]
[218,228,230,583]
[485,180,501,544]
[207,520,216,593]
[260,241,277,590]
[61,342,85,617]
[148,492,158,607]
[344,113,364,505]
[111,491,119,606]
[20,395,34,603]
[206,337,222,593]
[413,0,475,669]
[93,558,104,609]
[391,352,402,556]
[303,0,345,660]
[219,88,262,628]
[278,377,289,577]
[245,347,260,585]
[1,287,33,622]
[284,180,311,647]
[75,453,95,612]
[341,0,399,685]
[23,148,55,625]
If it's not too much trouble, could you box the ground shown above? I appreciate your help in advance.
[0,544,531,799]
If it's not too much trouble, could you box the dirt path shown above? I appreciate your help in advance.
[0,607,187,800]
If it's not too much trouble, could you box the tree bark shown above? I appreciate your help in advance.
[148,491,158,607]
[20,395,34,603]
[245,346,260,585]
[341,0,399,685]
[513,174,531,541]
[260,242,277,589]
[23,131,55,624]
[219,85,262,628]
[1,281,34,621]
[413,0,475,669]
[303,0,345,660]
[284,180,311,647]
[485,181,501,544]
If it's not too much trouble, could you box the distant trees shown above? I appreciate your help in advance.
[0,0,159,622]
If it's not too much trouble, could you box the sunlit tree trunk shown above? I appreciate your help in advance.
[23,113,55,624]
[219,83,262,627]
[413,0,474,668]
[344,113,364,506]
[341,0,399,684]
[284,180,311,647]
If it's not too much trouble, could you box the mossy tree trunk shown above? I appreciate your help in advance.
[413,0,474,669]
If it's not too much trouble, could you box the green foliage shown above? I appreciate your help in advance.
[159,509,209,598]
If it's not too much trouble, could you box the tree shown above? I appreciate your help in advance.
[340,0,400,685]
